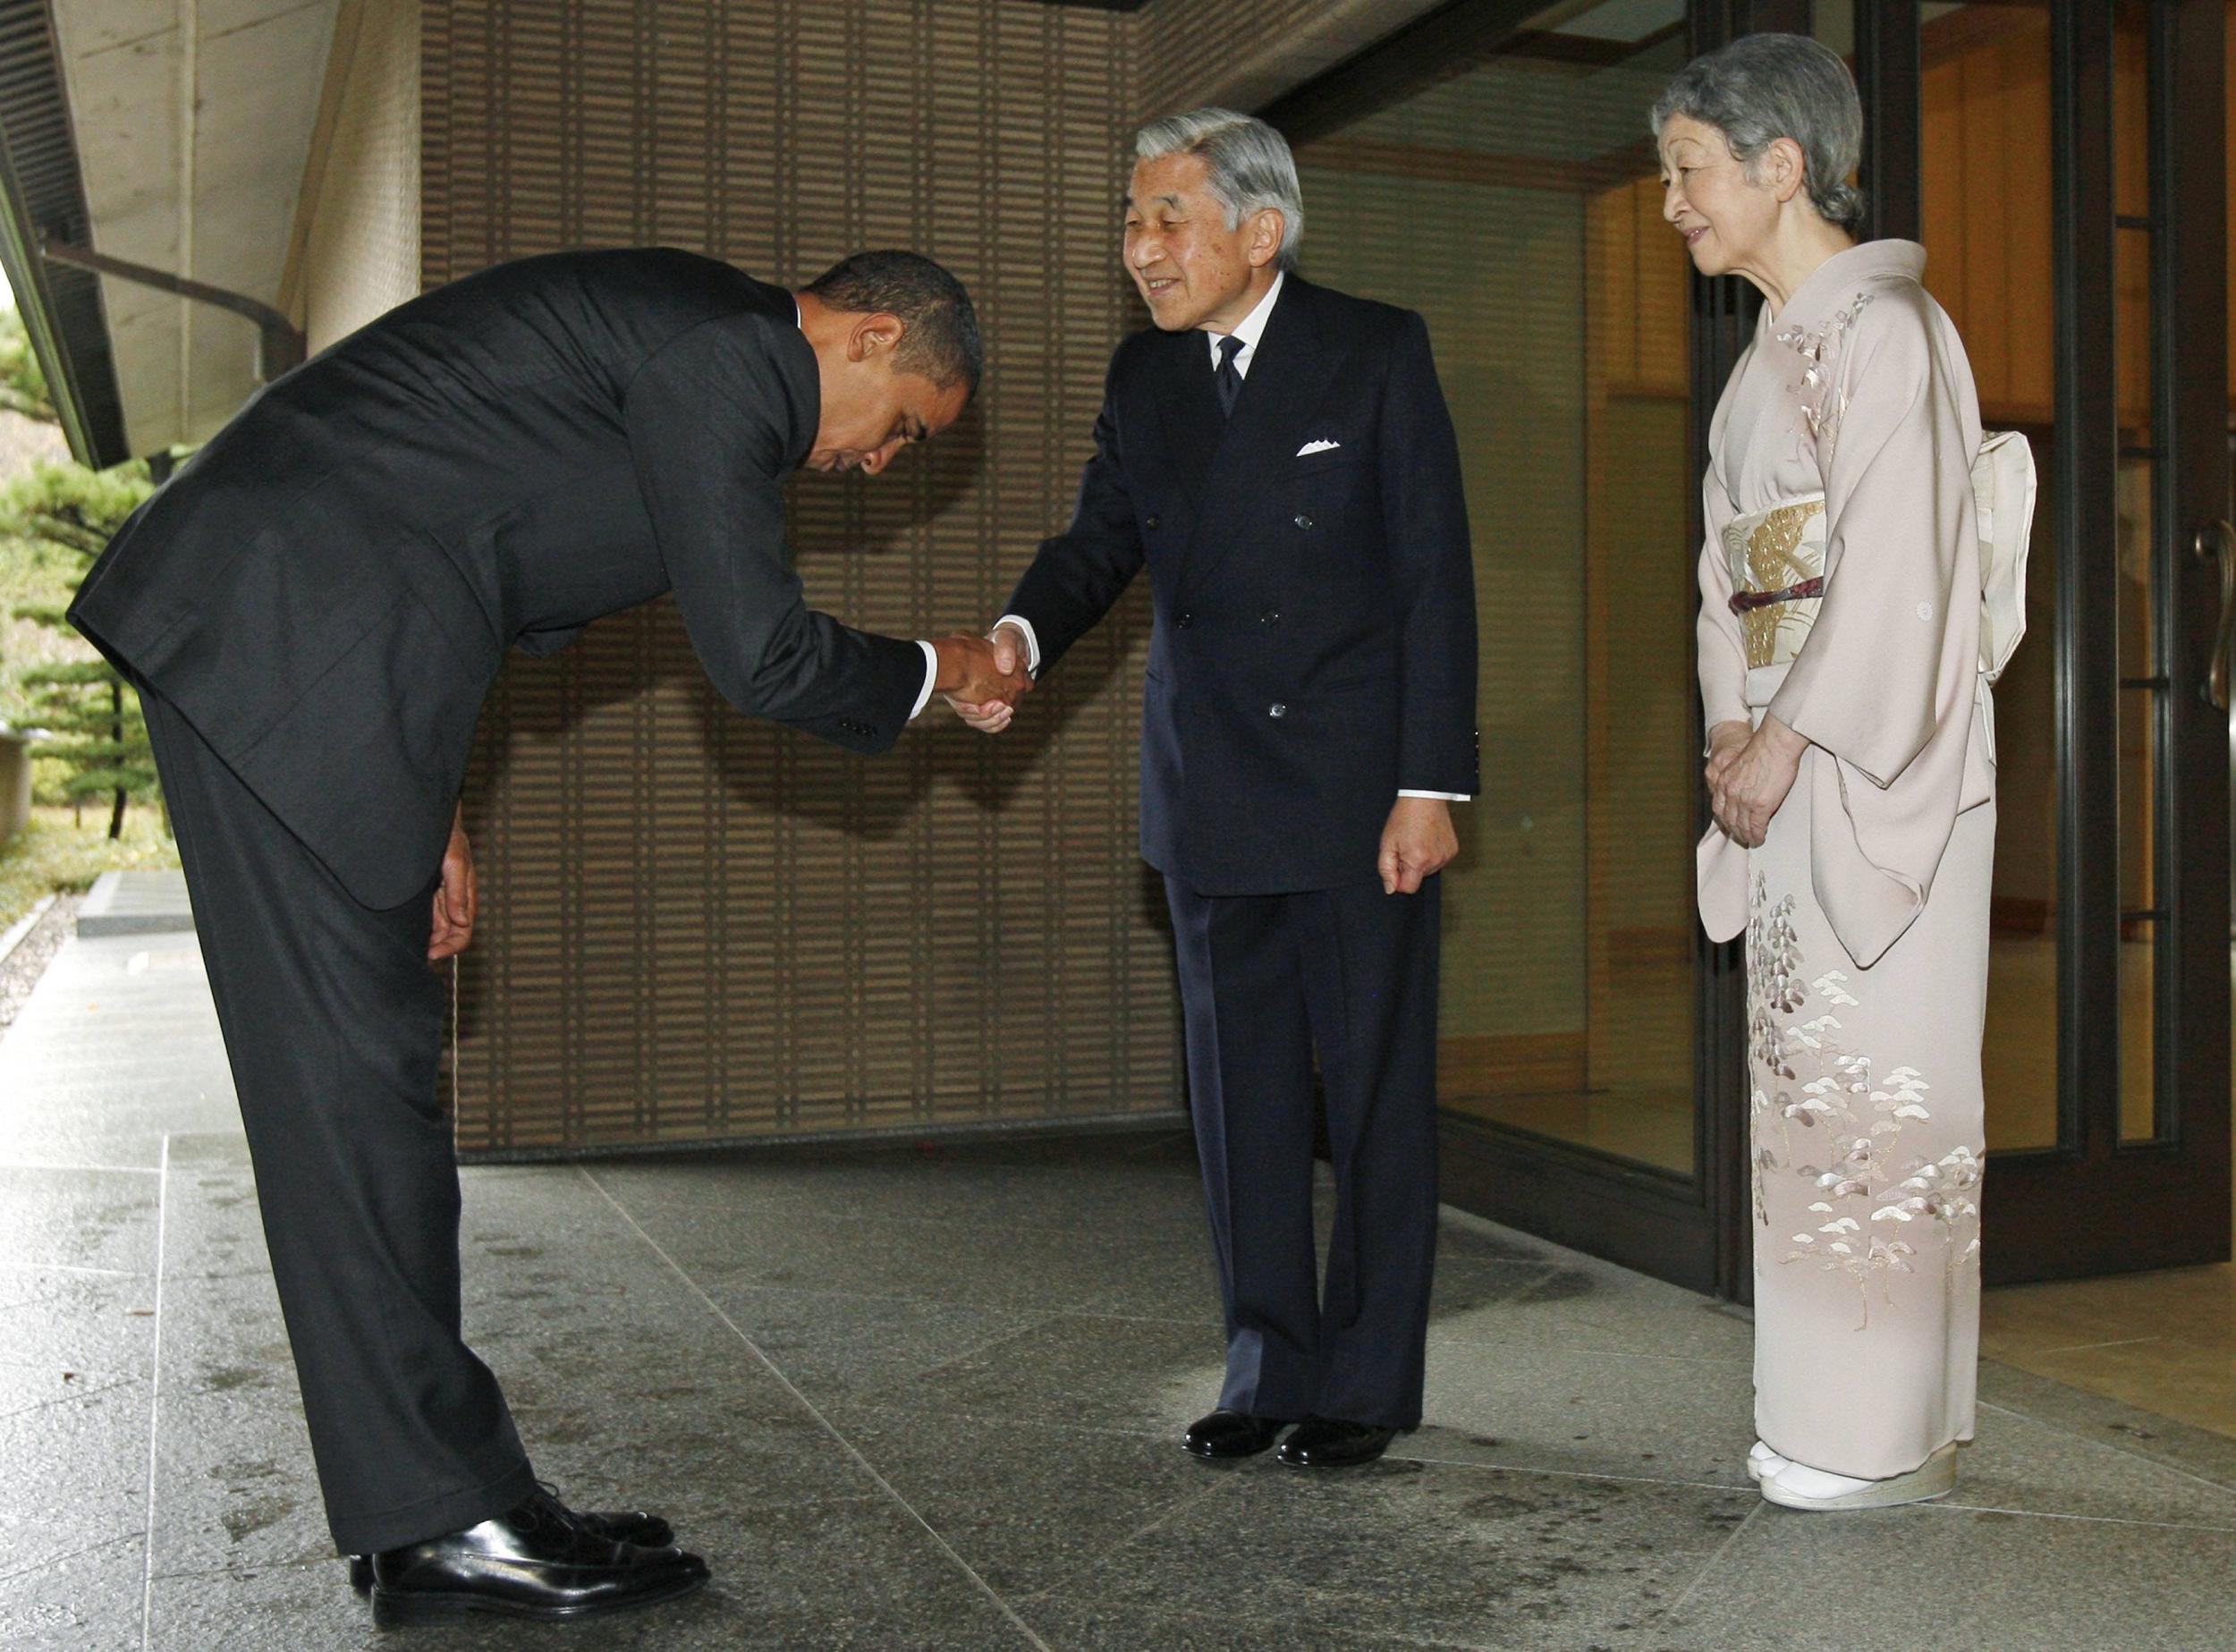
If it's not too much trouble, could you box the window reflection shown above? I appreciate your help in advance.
[1292,0,1696,1175]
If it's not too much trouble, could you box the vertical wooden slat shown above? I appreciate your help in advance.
[424,0,1187,1154]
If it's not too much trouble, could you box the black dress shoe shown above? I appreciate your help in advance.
[1276,1418,1402,1469]
[364,1487,707,1626]
[348,1503,675,1592]
[1183,1409,1292,1461]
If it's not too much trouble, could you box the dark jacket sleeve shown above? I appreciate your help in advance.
[1001,358,1144,675]
[1379,311,1478,795]
[624,313,927,752]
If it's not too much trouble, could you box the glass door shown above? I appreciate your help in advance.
[1913,0,2230,1283]
[1270,0,1730,1292]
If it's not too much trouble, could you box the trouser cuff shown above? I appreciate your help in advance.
[327,1456,540,1556]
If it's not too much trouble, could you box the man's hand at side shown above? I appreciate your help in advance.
[1379,796,1458,895]
[428,806,477,962]
[944,622,1033,733]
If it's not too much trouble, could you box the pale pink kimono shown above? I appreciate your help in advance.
[1696,240,1995,1480]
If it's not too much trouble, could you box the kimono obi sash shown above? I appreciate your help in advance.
[1724,493,1826,670]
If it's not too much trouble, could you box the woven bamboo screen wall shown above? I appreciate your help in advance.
[424,0,1197,1153]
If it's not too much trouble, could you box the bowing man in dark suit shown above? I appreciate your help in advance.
[70,248,1030,1626]
[953,111,1478,1470]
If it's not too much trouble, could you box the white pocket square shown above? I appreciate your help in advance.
[1296,438,1342,456]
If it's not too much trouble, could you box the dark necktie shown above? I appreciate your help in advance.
[1215,334,1244,418]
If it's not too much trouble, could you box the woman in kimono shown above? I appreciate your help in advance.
[1656,35,1995,1511]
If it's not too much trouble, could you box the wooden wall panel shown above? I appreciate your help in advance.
[423,1,1185,1153]
[1916,5,2178,434]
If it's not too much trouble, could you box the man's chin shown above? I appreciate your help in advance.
[1138,288,1194,330]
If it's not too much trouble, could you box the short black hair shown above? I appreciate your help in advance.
[803,250,982,397]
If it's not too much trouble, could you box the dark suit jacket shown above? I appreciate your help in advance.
[71,248,927,910]
[1004,275,1478,896]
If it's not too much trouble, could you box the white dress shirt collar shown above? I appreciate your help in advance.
[1206,270,1285,379]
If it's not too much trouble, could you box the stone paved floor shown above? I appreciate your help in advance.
[6,909,2236,1648]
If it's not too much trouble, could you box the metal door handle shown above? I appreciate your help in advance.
[2193,520,2236,709]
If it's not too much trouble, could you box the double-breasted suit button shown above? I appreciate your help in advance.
[1176,612,1194,629]
[1146,513,1161,531]
[1259,609,1280,626]
[1293,512,1314,530]
[1268,703,1287,718]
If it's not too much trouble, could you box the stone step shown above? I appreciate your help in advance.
[75,868,196,936]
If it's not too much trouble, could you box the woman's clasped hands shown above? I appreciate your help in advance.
[1705,715,1808,848]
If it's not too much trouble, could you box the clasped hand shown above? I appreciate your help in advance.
[944,623,1034,732]
[1706,715,1807,849]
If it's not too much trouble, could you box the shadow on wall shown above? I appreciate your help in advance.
[467,393,1149,838]
[448,385,1161,1048]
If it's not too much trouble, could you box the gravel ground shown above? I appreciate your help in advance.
[0,892,82,1036]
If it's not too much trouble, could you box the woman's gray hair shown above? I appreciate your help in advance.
[1133,107,1305,271]
[1650,33,1867,232]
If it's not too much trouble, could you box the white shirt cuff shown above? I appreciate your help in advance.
[910,640,939,720]
[1399,790,1470,802]
[993,614,1042,674]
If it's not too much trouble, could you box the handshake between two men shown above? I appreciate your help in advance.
[936,623,1033,733]
[929,626,1034,724]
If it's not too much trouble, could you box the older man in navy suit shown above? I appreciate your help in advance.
[956,110,1478,1469]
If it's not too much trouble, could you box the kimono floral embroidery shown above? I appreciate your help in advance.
[1746,877,1808,1225]
[1775,289,1876,463]
[1745,870,1984,1329]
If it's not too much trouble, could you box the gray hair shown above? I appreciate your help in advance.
[1650,33,1867,233]
[1133,107,1305,272]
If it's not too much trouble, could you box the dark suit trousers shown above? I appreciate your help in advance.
[141,688,538,1555]
[1165,874,1442,1429]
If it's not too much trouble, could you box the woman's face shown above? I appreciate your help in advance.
[1657,115,1775,277]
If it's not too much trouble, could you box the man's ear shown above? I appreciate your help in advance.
[1246,208,1285,269]
[851,311,907,362]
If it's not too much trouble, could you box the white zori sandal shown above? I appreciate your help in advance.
[1759,1442,1959,1511]
[1745,1441,1789,1482]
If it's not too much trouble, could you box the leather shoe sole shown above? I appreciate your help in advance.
[368,1552,708,1627]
